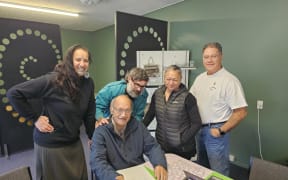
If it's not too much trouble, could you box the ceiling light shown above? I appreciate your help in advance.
[0,2,79,17]
[80,0,100,6]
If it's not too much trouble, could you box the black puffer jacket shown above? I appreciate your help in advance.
[143,84,201,153]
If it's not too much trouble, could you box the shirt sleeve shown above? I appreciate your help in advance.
[142,93,156,127]
[180,93,202,144]
[83,79,96,139]
[90,128,120,180]
[6,74,50,122]
[141,123,167,169]
[226,78,248,109]
[95,87,112,120]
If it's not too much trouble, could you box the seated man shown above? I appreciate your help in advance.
[90,95,167,180]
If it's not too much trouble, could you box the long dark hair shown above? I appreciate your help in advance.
[53,44,92,103]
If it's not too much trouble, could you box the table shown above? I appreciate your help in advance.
[117,153,233,180]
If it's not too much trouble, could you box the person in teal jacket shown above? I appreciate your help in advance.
[95,67,149,126]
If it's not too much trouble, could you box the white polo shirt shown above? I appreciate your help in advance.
[190,68,248,124]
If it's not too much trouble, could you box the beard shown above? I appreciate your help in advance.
[126,85,141,98]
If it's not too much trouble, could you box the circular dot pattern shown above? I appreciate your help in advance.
[0,28,62,126]
[118,25,166,79]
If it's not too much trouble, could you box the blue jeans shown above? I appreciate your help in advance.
[196,124,230,176]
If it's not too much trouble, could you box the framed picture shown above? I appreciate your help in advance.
[137,50,190,86]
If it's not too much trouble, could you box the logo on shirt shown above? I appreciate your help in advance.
[209,82,217,91]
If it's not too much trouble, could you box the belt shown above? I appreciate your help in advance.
[202,121,226,127]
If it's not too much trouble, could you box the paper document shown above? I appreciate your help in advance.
[205,171,233,180]
[117,164,156,180]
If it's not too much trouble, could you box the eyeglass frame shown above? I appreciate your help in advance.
[131,79,147,89]
[112,106,132,115]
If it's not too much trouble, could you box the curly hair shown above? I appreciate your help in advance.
[53,44,92,103]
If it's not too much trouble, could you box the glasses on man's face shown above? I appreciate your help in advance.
[113,107,132,115]
[132,80,146,89]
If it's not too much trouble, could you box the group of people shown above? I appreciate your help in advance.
[6,42,247,180]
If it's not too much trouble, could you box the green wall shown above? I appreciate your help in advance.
[146,0,288,168]
[61,29,94,53]
[90,27,116,91]
[168,17,288,168]
[60,0,288,168]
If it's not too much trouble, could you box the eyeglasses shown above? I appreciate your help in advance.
[132,80,146,89]
[113,107,132,115]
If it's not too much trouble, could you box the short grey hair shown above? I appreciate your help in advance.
[164,65,182,79]
[202,42,223,54]
[110,94,133,109]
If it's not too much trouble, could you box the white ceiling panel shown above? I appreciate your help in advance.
[0,0,184,31]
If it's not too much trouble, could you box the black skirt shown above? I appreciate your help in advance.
[34,140,88,180]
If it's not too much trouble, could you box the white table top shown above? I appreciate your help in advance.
[118,153,214,180]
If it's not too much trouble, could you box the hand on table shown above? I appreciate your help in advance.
[115,175,124,180]
[154,165,168,180]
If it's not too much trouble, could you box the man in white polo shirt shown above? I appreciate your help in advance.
[190,42,248,176]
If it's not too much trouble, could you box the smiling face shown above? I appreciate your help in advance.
[202,47,223,75]
[164,68,182,92]
[73,48,89,77]
[110,95,132,130]
[126,77,148,98]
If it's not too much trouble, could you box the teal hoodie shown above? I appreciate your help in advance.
[95,80,148,121]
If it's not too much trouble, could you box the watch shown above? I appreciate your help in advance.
[218,127,226,135]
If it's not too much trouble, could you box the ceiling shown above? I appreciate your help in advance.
[0,0,183,31]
